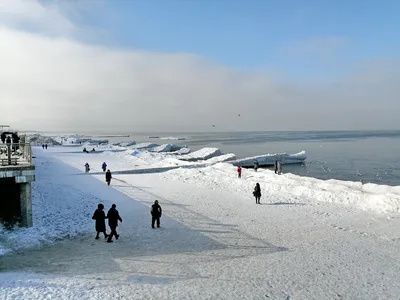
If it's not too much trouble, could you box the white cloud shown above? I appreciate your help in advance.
[0,1,399,132]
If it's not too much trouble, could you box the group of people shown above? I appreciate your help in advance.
[41,144,48,149]
[83,147,96,153]
[84,162,112,186]
[92,204,123,243]
[236,161,282,205]
[92,200,163,242]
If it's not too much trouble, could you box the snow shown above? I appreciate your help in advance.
[231,150,307,167]
[149,144,184,153]
[178,147,222,161]
[1,145,400,299]
[133,142,159,149]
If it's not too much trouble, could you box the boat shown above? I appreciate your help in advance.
[230,151,307,167]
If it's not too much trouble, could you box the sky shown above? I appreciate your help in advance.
[0,0,399,132]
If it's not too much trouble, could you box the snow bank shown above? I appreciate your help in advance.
[171,147,191,155]
[231,150,307,167]
[149,144,184,153]
[163,162,400,214]
[114,141,136,147]
[133,142,159,149]
[205,153,236,164]
[178,147,222,161]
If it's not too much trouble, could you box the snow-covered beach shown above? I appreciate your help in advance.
[1,143,400,299]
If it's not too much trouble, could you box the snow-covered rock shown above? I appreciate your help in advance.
[231,150,307,167]
[178,147,222,161]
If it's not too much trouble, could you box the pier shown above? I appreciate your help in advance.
[0,129,35,227]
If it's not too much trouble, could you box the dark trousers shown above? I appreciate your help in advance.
[108,226,118,240]
[152,216,160,228]
[238,173,241,178]
[106,180,111,186]
[255,197,261,204]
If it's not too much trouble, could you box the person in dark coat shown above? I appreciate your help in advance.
[107,204,122,243]
[151,200,162,228]
[105,169,112,186]
[85,162,90,173]
[102,162,107,172]
[45,144,48,149]
[92,204,109,239]
[253,183,261,204]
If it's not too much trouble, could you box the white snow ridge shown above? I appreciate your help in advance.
[0,142,400,300]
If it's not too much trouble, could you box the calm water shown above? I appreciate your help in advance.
[86,131,400,186]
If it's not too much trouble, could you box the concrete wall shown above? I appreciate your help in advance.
[0,165,35,227]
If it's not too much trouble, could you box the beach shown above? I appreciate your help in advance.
[1,143,400,299]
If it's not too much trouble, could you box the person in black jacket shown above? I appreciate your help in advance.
[92,204,109,239]
[107,204,122,243]
[151,200,162,228]
[253,183,261,204]
[105,169,112,186]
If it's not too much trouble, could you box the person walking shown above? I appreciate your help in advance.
[107,204,122,243]
[102,162,107,172]
[92,204,109,240]
[105,169,112,186]
[254,161,259,172]
[85,162,90,173]
[151,200,162,228]
[253,183,261,204]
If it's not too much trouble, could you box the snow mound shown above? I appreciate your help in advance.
[178,147,222,161]
[171,147,191,155]
[117,141,136,147]
[133,143,159,149]
[205,153,236,164]
[231,151,307,167]
[27,134,60,145]
[149,144,185,153]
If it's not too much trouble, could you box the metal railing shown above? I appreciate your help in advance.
[0,142,33,166]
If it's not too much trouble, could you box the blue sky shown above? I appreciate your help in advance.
[74,0,400,78]
[1,0,400,131]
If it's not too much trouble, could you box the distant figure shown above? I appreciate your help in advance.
[45,144,48,149]
[274,161,278,174]
[92,204,109,240]
[107,204,122,243]
[102,162,107,172]
[151,200,162,228]
[254,160,259,172]
[85,162,90,173]
[91,148,96,152]
[237,166,242,178]
[83,147,88,153]
[42,144,45,150]
[105,169,112,186]
[253,183,261,204]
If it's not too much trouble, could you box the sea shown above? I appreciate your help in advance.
[74,130,400,187]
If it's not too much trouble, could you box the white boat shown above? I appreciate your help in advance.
[230,151,307,167]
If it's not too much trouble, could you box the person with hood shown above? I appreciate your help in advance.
[92,204,109,239]
[102,162,107,172]
[107,204,122,243]
[105,169,112,186]
[85,162,90,173]
[151,200,162,228]
[253,183,261,204]
[237,166,242,178]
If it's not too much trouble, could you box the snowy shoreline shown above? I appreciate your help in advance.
[1,144,400,299]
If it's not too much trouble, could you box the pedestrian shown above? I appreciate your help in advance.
[237,166,242,178]
[151,200,162,228]
[85,162,90,173]
[106,204,122,243]
[253,183,261,204]
[105,169,112,186]
[45,144,48,149]
[254,160,259,172]
[42,144,45,149]
[102,162,107,172]
[92,204,109,240]
[274,161,278,174]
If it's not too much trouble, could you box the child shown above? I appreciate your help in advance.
[92,204,109,240]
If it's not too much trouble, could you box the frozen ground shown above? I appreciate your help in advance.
[1,146,400,299]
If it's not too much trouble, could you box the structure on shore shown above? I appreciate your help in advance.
[0,126,35,227]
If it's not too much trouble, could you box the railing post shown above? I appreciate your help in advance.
[7,143,11,165]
